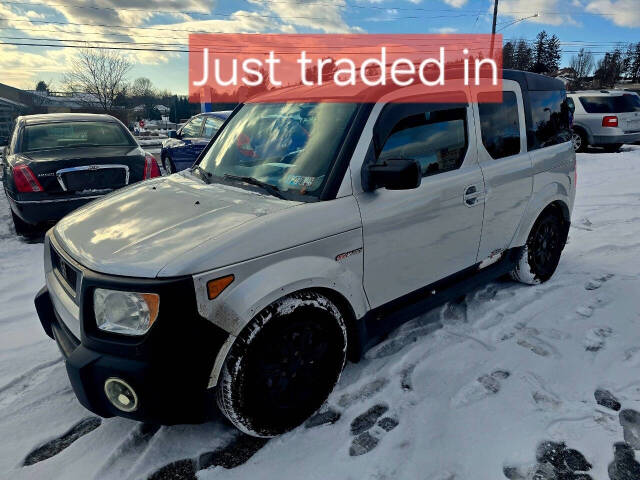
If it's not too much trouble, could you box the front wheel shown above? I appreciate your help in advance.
[511,209,568,285]
[163,156,175,174]
[216,291,348,437]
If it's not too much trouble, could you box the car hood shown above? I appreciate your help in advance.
[54,172,301,277]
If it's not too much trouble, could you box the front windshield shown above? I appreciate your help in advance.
[197,102,359,201]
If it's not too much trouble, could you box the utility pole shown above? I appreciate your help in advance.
[490,0,499,58]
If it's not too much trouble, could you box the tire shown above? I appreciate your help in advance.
[11,210,38,237]
[511,208,567,285]
[572,129,587,153]
[163,156,175,174]
[602,143,622,153]
[216,291,348,437]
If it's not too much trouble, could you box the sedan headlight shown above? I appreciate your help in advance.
[94,289,160,336]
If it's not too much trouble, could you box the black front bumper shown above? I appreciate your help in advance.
[34,275,229,425]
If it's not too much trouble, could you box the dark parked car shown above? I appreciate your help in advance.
[161,111,231,173]
[1,113,161,235]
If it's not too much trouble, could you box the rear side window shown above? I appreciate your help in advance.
[379,108,468,178]
[478,91,521,159]
[579,95,640,113]
[529,91,572,149]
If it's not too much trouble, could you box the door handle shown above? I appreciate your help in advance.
[463,185,483,206]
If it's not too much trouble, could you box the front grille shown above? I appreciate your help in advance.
[61,168,127,192]
[51,245,79,296]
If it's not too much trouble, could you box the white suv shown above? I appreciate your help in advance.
[35,71,576,437]
[568,90,640,152]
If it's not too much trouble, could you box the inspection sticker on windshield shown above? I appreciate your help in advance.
[287,175,317,187]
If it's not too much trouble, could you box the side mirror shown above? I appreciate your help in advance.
[366,158,422,191]
[168,130,178,139]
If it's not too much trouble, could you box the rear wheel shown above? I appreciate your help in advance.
[572,129,587,153]
[216,291,347,437]
[511,208,567,285]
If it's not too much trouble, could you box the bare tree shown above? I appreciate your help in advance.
[131,77,155,98]
[569,49,595,90]
[63,47,131,112]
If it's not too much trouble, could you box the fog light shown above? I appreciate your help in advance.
[104,378,138,412]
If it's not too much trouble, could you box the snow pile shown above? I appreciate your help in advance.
[1,147,640,479]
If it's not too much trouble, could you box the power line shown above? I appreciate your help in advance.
[5,0,615,16]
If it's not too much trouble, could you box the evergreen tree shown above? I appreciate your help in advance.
[532,31,549,73]
[546,35,562,73]
[514,39,533,71]
[503,42,515,69]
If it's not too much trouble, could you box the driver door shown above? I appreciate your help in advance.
[355,101,485,308]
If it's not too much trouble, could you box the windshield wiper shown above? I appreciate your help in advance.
[223,174,285,200]
[191,165,211,183]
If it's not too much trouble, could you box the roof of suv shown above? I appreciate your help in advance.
[245,69,565,103]
[568,90,633,97]
[19,113,118,125]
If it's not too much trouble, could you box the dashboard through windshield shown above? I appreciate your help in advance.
[197,102,358,201]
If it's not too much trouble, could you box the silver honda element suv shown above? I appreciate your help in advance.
[35,71,576,437]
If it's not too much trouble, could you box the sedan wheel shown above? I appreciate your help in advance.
[163,157,174,174]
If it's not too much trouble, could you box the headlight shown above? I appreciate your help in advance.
[94,289,160,336]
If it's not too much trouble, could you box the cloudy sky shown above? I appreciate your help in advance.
[0,0,638,94]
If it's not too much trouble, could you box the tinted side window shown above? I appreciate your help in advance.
[181,116,204,137]
[378,108,467,178]
[579,95,639,113]
[478,91,520,159]
[530,91,572,149]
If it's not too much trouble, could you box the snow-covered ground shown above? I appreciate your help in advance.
[2,147,640,480]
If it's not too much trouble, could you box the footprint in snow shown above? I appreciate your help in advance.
[575,296,609,319]
[305,407,341,429]
[516,337,556,357]
[23,417,102,466]
[595,388,622,412]
[619,409,640,449]
[503,440,593,480]
[608,442,640,480]
[348,404,399,457]
[584,327,613,352]
[147,434,268,478]
[585,274,614,291]
[450,370,511,408]
[337,378,388,408]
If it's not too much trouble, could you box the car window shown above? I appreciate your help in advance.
[22,121,135,152]
[378,108,467,178]
[181,116,204,137]
[628,93,640,109]
[198,102,359,201]
[529,91,572,150]
[579,95,640,113]
[203,117,223,138]
[478,91,521,159]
